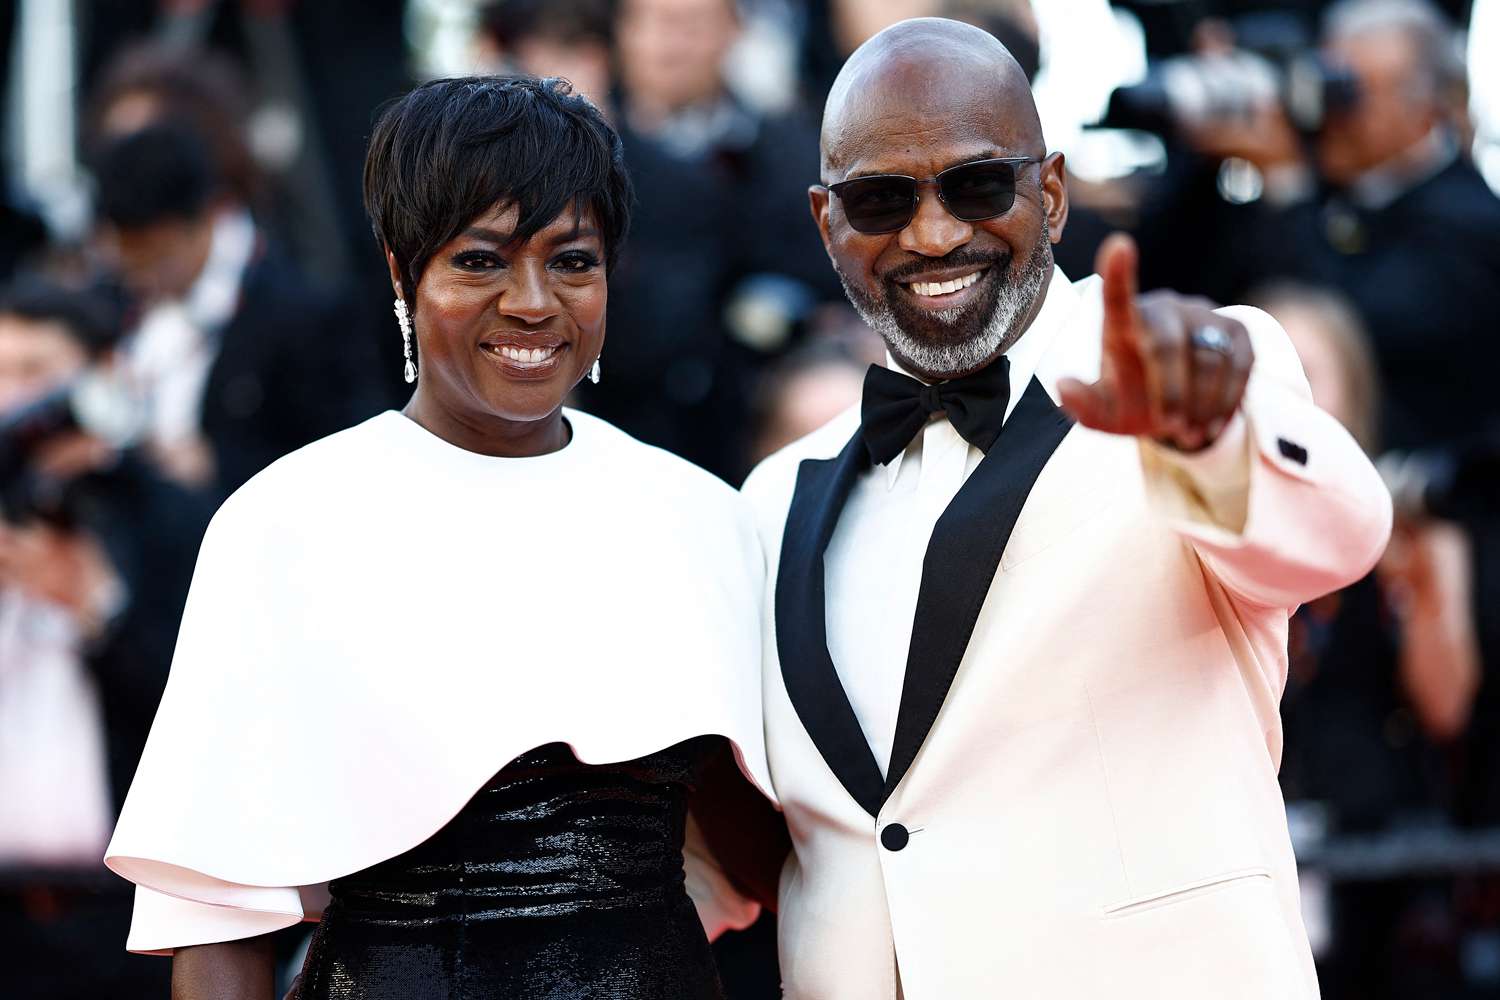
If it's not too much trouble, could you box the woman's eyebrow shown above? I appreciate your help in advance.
[462,226,513,243]
[551,226,600,244]
[460,226,600,244]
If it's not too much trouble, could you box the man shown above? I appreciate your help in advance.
[92,120,382,498]
[742,18,1392,998]
[473,0,614,103]
[570,0,838,479]
[1157,0,1500,846]
[1146,0,1500,454]
[0,279,209,998]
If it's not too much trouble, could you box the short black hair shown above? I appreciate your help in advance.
[93,120,215,229]
[0,278,122,356]
[479,0,614,50]
[363,75,633,303]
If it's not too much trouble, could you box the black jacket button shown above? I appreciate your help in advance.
[881,823,910,851]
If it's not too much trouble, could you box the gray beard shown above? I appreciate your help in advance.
[836,224,1053,380]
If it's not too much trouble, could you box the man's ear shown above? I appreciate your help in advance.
[809,185,834,260]
[1040,151,1069,244]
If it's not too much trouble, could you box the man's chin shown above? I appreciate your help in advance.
[888,308,984,345]
[885,299,996,357]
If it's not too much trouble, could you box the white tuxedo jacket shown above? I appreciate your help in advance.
[742,274,1392,999]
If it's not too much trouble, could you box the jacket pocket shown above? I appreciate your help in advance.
[1102,867,1273,919]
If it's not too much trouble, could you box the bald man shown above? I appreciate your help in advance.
[741,18,1392,999]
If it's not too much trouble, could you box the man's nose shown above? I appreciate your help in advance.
[497,265,560,324]
[897,189,973,258]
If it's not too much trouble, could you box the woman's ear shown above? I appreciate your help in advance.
[385,248,405,301]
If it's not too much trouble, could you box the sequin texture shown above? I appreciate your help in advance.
[295,738,725,998]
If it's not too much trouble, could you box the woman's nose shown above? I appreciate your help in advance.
[497,265,560,324]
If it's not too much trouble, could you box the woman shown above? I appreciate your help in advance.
[105,76,784,998]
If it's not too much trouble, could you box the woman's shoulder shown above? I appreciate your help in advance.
[213,412,398,525]
[568,409,745,512]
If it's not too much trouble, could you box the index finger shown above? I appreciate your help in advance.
[1095,232,1143,353]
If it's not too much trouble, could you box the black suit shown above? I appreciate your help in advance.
[576,99,837,481]
[1236,158,1500,452]
[201,248,386,497]
[1138,154,1500,453]
[63,455,214,812]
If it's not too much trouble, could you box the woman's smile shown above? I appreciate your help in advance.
[479,337,571,380]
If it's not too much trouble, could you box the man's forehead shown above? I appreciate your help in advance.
[1327,27,1421,75]
[824,87,1036,180]
[821,22,1041,179]
[837,141,1025,182]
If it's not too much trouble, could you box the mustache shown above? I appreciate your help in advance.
[881,249,1010,285]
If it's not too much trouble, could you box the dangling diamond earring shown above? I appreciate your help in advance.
[394,298,416,384]
[589,358,601,385]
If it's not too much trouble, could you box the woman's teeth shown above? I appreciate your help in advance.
[490,344,560,364]
[908,270,983,297]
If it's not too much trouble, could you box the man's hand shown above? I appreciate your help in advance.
[0,519,122,633]
[1058,234,1254,452]
[1180,102,1305,175]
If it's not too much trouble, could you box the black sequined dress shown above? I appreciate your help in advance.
[296,737,724,999]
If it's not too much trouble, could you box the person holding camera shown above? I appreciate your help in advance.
[0,278,212,998]
[91,119,385,500]
[1142,0,1500,456]
[1156,0,1500,838]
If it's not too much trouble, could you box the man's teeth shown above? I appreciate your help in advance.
[908,270,983,297]
[493,345,560,363]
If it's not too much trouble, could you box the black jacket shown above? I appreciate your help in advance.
[1138,154,1500,452]
[57,454,216,811]
[201,249,386,497]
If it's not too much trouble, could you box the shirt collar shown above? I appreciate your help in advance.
[183,208,257,332]
[1347,127,1458,211]
[881,265,1073,486]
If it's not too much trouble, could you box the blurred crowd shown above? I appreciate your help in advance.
[0,0,1497,997]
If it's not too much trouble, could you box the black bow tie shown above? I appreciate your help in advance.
[860,357,1011,467]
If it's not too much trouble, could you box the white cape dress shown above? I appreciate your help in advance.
[106,409,773,953]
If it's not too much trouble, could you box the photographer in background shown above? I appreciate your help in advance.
[1138,0,1500,454]
[579,0,838,480]
[1197,0,1500,845]
[1261,282,1479,996]
[1117,5,1500,989]
[0,279,210,999]
[473,0,615,103]
[92,119,383,500]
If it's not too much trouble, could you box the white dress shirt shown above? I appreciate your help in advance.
[0,590,113,863]
[824,268,1251,776]
[123,208,256,448]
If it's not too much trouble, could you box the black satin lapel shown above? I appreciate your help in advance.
[882,379,1075,800]
[775,432,886,817]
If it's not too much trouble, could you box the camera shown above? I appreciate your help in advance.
[0,373,143,525]
[1379,434,1500,523]
[1097,11,1360,136]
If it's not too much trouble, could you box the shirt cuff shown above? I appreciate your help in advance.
[1139,413,1252,534]
[82,565,129,639]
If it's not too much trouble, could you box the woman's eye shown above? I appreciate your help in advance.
[454,251,503,271]
[554,251,601,272]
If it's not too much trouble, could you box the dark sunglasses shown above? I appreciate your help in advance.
[826,156,1041,235]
